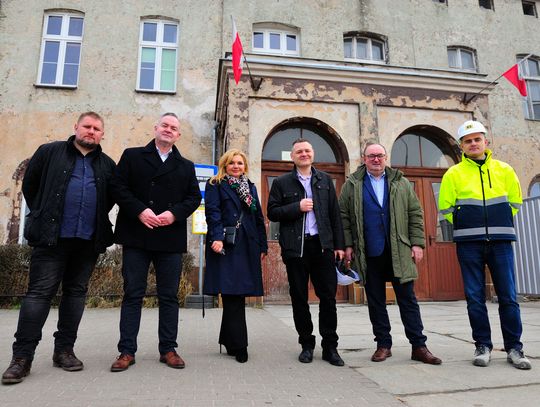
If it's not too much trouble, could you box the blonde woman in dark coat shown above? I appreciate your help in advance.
[203,149,267,363]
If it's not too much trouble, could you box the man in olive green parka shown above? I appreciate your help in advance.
[339,142,441,365]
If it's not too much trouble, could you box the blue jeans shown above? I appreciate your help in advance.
[117,247,182,356]
[12,239,98,359]
[456,241,523,351]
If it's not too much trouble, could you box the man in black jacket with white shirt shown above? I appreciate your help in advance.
[267,138,345,366]
[110,112,201,372]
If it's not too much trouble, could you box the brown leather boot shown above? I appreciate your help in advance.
[53,349,84,371]
[2,358,32,384]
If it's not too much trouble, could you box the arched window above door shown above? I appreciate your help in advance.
[391,127,458,168]
[262,120,341,163]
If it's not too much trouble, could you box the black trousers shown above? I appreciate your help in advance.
[365,248,427,349]
[13,238,98,359]
[118,247,182,356]
[219,295,247,351]
[284,236,338,350]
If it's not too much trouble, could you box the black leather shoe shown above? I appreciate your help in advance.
[2,358,32,384]
[322,348,345,366]
[52,349,84,371]
[298,347,314,363]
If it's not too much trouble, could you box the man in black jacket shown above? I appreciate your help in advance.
[267,139,345,366]
[110,112,201,372]
[2,112,116,385]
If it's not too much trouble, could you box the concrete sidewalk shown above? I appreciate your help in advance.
[0,301,539,406]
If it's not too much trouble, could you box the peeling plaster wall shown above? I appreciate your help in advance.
[224,75,491,180]
[0,0,221,245]
[376,106,472,159]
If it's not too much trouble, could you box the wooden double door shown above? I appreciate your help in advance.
[404,169,464,301]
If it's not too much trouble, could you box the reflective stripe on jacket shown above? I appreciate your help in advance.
[438,149,522,242]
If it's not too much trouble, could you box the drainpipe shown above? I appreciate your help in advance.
[211,121,219,164]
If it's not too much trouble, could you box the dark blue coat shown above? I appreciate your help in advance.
[203,179,268,296]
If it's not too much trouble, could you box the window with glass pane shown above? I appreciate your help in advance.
[529,179,540,197]
[479,0,493,10]
[138,20,178,92]
[520,56,540,120]
[448,47,477,71]
[343,37,353,58]
[356,39,368,59]
[343,35,386,63]
[270,33,281,49]
[253,32,264,48]
[523,1,537,17]
[372,40,383,61]
[461,50,474,69]
[391,132,455,168]
[37,13,84,87]
[448,49,458,67]
[286,35,297,51]
[251,25,300,56]
[262,126,337,163]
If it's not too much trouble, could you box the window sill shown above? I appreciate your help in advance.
[251,49,300,57]
[34,84,77,90]
[135,89,176,95]
[447,67,478,73]
[344,58,387,65]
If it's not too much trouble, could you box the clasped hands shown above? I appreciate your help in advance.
[138,208,175,229]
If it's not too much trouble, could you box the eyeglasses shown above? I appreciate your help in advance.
[365,154,386,160]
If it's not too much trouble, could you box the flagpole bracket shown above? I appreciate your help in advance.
[250,77,263,92]
[462,92,474,105]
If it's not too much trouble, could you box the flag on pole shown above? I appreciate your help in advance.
[231,17,243,84]
[502,64,527,97]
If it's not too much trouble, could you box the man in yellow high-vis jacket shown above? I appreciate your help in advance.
[439,120,531,370]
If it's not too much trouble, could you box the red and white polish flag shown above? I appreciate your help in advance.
[231,17,243,84]
[502,64,527,97]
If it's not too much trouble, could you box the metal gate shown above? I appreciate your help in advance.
[514,196,540,296]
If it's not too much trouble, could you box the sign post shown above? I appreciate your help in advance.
[185,164,217,309]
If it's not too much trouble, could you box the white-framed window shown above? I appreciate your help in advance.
[344,34,386,63]
[252,24,299,56]
[447,47,477,71]
[523,1,538,17]
[529,176,540,197]
[479,0,494,10]
[519,56,540,120]
[137,19,179,93]
[37,12,84,87]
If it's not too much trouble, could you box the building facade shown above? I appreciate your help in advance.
[1,0,539,302]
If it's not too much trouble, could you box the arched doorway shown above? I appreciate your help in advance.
[391,125,464,300]
[260,117,349,303]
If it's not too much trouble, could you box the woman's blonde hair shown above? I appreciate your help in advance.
[209,149,249,184]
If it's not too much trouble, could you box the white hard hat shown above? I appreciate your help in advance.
[336,260,361,286]
[457,120,487,141]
